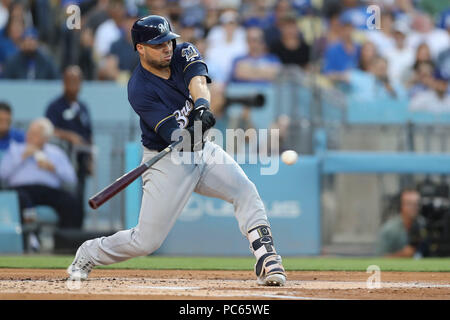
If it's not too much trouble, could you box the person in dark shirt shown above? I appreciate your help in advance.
[269,13,310,69]
[45,65,93,220]
[2,28,59,79]
[0,101,25,153]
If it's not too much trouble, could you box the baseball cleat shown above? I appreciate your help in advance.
[255,254,286,286]
[67,244,95,281]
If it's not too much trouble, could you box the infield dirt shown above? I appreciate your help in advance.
[0,269,449,300]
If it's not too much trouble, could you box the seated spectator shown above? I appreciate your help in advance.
[227,26,281,131]
[375,188,428,257]
[205,9,248,85]
[269,13,310,70]
[45,65,93,219]
[0,118,83,231]
[229,27,281,84]
[349,56,405,101]
[0,13,24,75]
[0,0,9,31]
[407,60,435,97]
[109,16,139,75]
[409,69,450,113]
[93,0,127,59]
[0,101,25,153]
[358,41,377,72]
[263,0,292,47]
[2,28,59,79]
[322,14,360,81]
[364,10,396,57]
[407,13,449,60]
[384,20,415,85]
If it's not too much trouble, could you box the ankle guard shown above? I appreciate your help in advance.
[248,225,280,277]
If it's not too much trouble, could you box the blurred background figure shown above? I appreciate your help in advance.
[109,15,139,77]
[2,27,59,79]
[0,101,24,154]
[93,0,127,59]
[205,9,247,85]
[375,188,428,258]
[0,10,25,75]
[322,13,360,83]
[268,13,310,70]
[45,65,93,223]
[0,118,82,251]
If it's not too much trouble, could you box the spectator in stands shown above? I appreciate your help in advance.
[0,118,82,230]
[109,16,139,76]
[204,9,247,85]
[263,0,292,47]
[269,13,310,70]
[45,65,93,221]
[93,0,127,59]
[230,27,281,84]
[358,41,377,72]
[407,60,435,97]
[384,20,415,85]
[2,28,59,79]
[322,13,360,81]
[365,10,396,57]
[0,101,24,153]
[226,26,281,130]
[348,56,405,101]
[0,0,11,31]
[407,13,449,60]
[0,12,24,75]
[409,69,450,113]
[375,188,428,257]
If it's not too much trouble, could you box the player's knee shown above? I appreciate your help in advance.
[135,237,164,256]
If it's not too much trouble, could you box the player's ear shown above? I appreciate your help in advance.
[136,44,144,55]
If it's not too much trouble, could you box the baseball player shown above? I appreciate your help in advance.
[67,15,286,286]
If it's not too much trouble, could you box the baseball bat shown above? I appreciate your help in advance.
[88,138,183,209]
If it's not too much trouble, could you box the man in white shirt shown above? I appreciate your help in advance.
[384,21,415,85]
[93,0,127,58]
[0,118,82,229]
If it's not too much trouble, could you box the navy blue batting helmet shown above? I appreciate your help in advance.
[131,15,180,51]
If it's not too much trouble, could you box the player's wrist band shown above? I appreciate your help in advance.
[194,98,210,110]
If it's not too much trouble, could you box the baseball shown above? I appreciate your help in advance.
[281,150,298,165]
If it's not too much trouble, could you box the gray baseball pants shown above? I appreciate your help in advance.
[83,141,269,265]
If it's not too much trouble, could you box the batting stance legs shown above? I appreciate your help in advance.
[68,142,286,286]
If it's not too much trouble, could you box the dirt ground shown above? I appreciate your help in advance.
[0,269,449,300]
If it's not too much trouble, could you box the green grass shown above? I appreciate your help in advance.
[0,255,449,272]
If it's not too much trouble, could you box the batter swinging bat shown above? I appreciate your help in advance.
[88,138,183,209]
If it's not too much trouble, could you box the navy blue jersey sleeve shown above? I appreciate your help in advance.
[177,42,212,87]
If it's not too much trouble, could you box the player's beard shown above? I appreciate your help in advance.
[145,53,171,70]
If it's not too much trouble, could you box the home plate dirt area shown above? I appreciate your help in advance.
[0,269,449,300]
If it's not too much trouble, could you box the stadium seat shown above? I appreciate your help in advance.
[35,206,59,225]
[0,191,24,254]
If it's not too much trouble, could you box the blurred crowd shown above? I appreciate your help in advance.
[0,0,448,113]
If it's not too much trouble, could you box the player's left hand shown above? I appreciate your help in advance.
[193,98,216,131]
[193,107,216,131]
